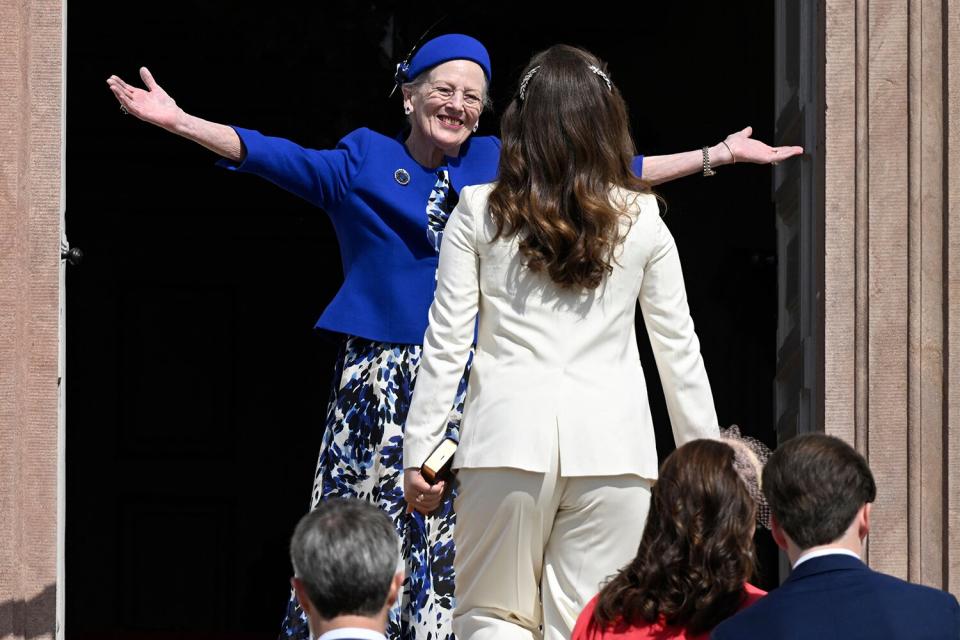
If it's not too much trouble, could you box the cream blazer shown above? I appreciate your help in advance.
[403,183,719,479]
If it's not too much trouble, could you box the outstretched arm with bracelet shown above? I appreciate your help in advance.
[641,126,803,185]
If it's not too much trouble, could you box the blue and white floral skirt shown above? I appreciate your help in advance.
[279,336,471,640]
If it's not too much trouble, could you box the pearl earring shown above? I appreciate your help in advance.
[404,105,412,115]
[473,121,479,132]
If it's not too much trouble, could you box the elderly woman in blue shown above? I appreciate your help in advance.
[109,35,494,640]
[106,32,801,640]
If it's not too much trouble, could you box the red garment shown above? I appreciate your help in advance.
[571,583,766,640]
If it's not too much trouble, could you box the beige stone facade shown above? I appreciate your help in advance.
[0,1,65,639]
[823,0,960,593]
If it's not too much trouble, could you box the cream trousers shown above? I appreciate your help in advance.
[452,438,651,640]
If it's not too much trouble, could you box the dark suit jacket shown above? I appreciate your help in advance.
[711,553,960,639]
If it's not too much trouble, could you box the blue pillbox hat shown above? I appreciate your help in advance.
[399,34,492,83]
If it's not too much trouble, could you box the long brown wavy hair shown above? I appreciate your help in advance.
[488,45,649,289]
[592,440,757,635]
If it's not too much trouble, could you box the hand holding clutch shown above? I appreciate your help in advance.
[403,438,457,515]
[403,468,445,515]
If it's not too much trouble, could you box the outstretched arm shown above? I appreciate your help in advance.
[640,126,803,185]
[107,67,243,162]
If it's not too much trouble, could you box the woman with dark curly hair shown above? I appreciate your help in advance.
[571,439,765,640]
[402,44,724,639]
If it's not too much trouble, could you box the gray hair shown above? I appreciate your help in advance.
[290,498,400,620]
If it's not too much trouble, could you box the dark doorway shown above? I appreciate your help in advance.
[66,2,777,637]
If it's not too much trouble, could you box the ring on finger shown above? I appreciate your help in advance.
[120,104,128,115]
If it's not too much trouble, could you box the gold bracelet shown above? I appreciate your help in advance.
[702,146,716,177]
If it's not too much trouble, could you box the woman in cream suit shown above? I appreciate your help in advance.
[402,45,720,640]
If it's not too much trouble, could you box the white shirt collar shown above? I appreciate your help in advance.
[316,628,387,640]
[792,547,862,569]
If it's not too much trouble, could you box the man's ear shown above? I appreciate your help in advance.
[858,503,871,541]
[769,514,789,551]
[292,577,315,618]
[386,571,404,608]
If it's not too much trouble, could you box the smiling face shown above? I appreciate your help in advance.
[403,59,486,161]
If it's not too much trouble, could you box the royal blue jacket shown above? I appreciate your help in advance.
[711,554,960,640]
[220,127,644,344]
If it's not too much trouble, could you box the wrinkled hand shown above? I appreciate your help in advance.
[403,468,445,515]
[106,67,183,131]
[723,126,804,165]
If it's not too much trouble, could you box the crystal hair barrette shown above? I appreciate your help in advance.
[518,64,613,101]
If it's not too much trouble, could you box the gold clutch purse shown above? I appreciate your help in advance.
[421,438,457,484]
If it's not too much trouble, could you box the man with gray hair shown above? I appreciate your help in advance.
[290,498,403,640]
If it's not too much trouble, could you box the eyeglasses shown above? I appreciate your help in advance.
[427,83,483,109]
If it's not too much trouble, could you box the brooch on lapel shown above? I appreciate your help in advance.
[394,168,411,186]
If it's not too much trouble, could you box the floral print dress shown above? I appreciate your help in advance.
[280,168,470,640]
